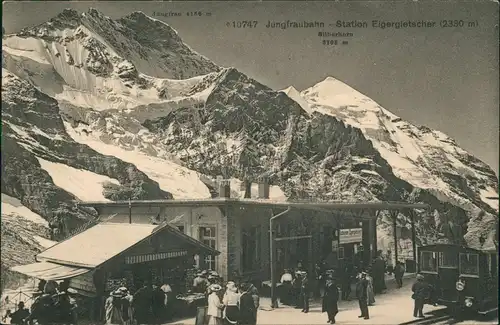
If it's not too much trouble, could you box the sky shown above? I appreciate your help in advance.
[3,1,499,174]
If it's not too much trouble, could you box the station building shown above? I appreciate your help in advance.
[79,180,427,284]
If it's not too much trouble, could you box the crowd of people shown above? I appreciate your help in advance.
[2,250,431,325]
[275,249,417,323]
[2,279,78,325]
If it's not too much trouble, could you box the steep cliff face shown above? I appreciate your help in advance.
[1,9,498,290]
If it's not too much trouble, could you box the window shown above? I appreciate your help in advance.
[438,252,458,268]
[242,226,261,272]
[338,247,344,260]
[420,251,438,273]
[199,226,217,270]
[459,253,479,276]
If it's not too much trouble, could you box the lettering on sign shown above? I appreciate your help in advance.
[339,228,363,244]
[125,250,188,264]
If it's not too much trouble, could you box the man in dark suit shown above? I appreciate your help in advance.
[300,271,310,313]
[356,272,370,320]
[239,283,257,325]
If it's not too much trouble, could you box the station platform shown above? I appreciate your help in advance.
[169,273,447,325]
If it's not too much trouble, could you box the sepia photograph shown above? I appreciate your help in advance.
[1,1,498,325]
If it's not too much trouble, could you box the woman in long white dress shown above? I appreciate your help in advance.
[207,284,224,325]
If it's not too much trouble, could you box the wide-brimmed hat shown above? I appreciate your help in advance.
[416,274,425,281]
[67,288,78,295]
[210,271,219,277]
[209,284,222,292]
[201,270,209,275]
[112,286,129,298]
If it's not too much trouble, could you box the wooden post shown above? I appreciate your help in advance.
[128,199,132,224]
[410,209,417,264]
[391,210,399,263]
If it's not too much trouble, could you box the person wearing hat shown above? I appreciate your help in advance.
[411,274,429,318]
[299,271,310,313]
[207,284,224,325]
[222,281,240,325]
[322,274,339,324]
[105,287,132,324]
[8,301,30,325]
[238,283,257,325]
[193,270,210,294]
[355,272,370,320]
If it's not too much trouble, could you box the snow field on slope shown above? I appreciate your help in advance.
[1,194,49,226]
[35,157,120,201]
[3,35,216,115]
[299,78,497,206]
[480,187,499,211]
[64,122,211,199]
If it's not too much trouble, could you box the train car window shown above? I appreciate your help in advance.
[459,253,479,276]
[438,251,458,268]
[421,251,438,273]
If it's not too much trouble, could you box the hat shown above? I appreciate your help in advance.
[67,288,78,295]
[226,281,237,292]
[416,274,425,281]
[209,284,222,292]
[201,270,209,275]
[210,271,219,277]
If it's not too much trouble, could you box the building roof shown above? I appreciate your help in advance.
[36,222,219,268]
[79,198,429,212]
[10,261,91,281]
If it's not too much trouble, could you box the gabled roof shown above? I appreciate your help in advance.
[36,222,219,268]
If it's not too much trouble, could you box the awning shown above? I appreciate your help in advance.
[10,261,91,281]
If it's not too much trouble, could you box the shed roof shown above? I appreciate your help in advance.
[36,222,219,268]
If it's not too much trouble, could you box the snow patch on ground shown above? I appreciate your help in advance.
[1,194,48,226]
[35,157,120,201]
[64,122,211,199]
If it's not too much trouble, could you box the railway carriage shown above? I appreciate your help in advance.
[417,244,498,316]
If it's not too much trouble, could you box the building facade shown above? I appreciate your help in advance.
[84,199,378,283]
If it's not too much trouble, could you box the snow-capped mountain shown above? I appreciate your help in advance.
[2,8,498,290]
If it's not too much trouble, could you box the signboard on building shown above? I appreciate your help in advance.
[125,250,188,264]
[339,228,363,244]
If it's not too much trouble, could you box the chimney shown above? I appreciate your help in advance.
[243,179,252,198]
[258,177,270,199]
[218,178,231,198]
